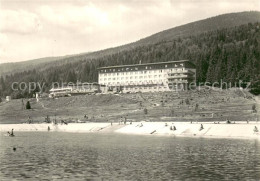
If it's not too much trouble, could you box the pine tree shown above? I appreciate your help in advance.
[26,101,31,109]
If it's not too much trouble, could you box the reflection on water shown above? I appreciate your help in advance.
[0,132,260,180]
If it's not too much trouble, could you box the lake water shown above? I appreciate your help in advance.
[0,132,260,180]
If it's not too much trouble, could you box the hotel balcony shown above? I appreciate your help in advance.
[167,74,189,79]
[168,80,189,83]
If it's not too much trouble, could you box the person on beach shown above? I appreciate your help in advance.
[254,126,258,133]
[199,124,204,131]
[10,129,14,136]
[48,126,50,131]
[226,119,231,124]
[7,129,14,136]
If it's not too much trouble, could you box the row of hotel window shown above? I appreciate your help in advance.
[99,68,186,76]
[99,74,169,81]
[99,79,184,85]
[100,64,184,73]
[123,86,169,91]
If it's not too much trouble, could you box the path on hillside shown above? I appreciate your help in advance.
[255,96,260,120]
[38,100,47,109]
[255,96,260,109]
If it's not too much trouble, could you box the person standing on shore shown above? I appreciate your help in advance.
[7,129,14,136]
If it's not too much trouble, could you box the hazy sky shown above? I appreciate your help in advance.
[0,0,259,63]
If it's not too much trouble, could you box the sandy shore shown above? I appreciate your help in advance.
[1,122,260,139]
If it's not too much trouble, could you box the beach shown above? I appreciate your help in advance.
[1,121,260,139]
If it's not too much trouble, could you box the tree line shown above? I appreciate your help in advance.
[0,22,259,98]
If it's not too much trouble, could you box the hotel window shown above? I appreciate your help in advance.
[126,68,129,71]
[135,67,138,70]
[145,66,148,69]
[165,65,168,68]
[105,70,106,72]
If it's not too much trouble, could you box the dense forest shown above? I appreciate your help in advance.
[0,22,259,98]
[1,11,259,76]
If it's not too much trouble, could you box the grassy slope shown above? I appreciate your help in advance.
[0,89,258,124]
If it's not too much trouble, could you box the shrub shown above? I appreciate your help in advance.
[252,104,257,113]
[144,108,148,115]
[195,103,199,111]
[26,101,31,109]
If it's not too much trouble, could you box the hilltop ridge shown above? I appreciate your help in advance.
[0,11,259,76]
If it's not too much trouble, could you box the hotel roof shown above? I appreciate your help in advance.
[97,60,195,70]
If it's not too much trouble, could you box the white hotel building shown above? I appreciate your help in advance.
[98,60,196,93]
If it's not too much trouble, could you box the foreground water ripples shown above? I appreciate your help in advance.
[0,132,260,180]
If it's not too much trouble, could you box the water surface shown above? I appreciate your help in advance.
[0,132,260,180]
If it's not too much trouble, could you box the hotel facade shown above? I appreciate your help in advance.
[98,60,196,93]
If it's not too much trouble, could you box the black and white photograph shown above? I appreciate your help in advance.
[0,0,260,180]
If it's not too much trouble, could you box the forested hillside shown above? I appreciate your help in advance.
[0,21,259,98]
[0,11,259,76]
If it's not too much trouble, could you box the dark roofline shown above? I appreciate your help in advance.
[97,60,195,70]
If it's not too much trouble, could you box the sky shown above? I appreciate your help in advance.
[0,0,259,63]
